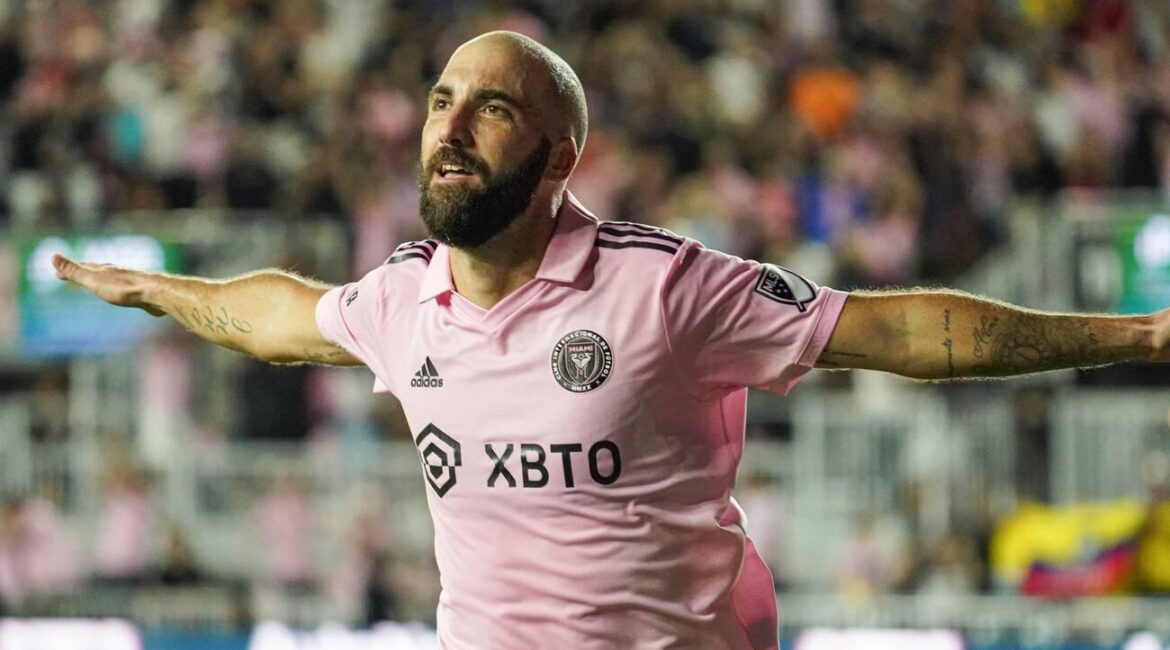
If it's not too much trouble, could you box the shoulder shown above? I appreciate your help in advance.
[343,239,439,308]
[594,221,689,262]
[383,239,440,267]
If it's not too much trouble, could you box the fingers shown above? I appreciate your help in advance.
[52,254,85,283]
[52,254,68,279]
[52,254,108,296]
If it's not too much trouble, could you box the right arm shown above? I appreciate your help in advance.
[53,254,362,366]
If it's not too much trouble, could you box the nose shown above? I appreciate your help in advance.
[437,103,474,149]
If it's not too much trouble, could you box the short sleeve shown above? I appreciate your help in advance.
[315,272,394,394]
[661,241,847,398]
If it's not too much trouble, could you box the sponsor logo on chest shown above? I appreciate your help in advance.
[413,424,623,497]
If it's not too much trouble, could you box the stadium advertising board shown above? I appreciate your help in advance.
[795,628,966,650]
[247,621,437,650]
[1114,208,1170,314]
[17,234,182,357]
[0,618,141,650]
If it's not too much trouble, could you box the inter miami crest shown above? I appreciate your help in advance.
[551,330,613,393]
[415,424,461,497]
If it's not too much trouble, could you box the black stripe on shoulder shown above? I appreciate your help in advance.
[385,252,432,265]
[599,221,684,243]
[597,224,684,246]
[384,240,437,265]
[595,238,679,255]
[394,240,437,255]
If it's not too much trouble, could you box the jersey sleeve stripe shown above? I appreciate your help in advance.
[385,252,432,264]
[597,224,684,245]
[596,238,679,255]
[395,241,438,255]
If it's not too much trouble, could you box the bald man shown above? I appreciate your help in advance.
[56,31,1170,649]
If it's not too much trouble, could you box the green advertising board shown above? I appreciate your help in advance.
[18,234,183,357]
[1113,207,1170,315]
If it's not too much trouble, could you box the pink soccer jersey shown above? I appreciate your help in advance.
[316,192,847,649]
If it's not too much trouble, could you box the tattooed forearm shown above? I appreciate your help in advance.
[971,315,999,360]
[823,290,1153,381]
[302,347,347,364]
[942,338,955,377]
[822,349,868,360]
[974,313,1145,376]
[169,303,253,337]
[942,309,955,378]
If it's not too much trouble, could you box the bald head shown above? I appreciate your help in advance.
[452,31,588,155]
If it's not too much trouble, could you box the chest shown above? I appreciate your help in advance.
[382,284,684,499]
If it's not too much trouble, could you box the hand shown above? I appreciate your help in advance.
[52,254,166,317]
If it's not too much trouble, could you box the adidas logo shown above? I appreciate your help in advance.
[411,357,444,388]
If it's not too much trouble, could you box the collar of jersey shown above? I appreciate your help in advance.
[416,190,599,303]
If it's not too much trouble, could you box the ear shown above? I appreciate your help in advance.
[544,137,579,182]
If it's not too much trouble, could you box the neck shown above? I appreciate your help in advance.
[448,191,562,310]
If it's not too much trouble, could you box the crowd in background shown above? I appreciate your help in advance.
[3,0,1170,628]
[2,0,1169,285]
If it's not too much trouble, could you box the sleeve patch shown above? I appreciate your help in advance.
[753,264,816,312]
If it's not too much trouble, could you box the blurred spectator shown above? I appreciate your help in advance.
[28,367,69,443]
[329,482,397,624]
[917,534,980,596]
[0,492,80,610]
[789,41,861,143]
[156,524,204,586]
[1134,482,1170,593]
[93,465,156,584]
[0,498,25,610]
[16,488,81,598]
[836,511,913,601]
[256,475,318,590]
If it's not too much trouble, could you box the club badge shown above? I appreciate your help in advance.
[551,330,613,393]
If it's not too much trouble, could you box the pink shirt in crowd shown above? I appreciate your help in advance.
[316,192,846,649]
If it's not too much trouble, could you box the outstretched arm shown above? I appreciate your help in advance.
[53,255,362,366]
[818,290,1169,380]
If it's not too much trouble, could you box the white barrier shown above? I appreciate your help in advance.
[795,628,965,650]
[248,620,438,650]
[0,619,141,650]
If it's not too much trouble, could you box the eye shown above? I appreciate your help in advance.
[481,103,509,117]
[430,97,449,112]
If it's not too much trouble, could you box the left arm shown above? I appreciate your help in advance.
[818,290,1170,380]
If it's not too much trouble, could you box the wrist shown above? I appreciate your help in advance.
[138,272,172,313]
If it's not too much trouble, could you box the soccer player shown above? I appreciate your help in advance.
[55,31,1168,649]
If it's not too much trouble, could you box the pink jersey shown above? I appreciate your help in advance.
[316,192,846,649]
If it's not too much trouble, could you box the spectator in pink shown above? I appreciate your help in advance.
[256,475,318,589]
[93,467,155,584]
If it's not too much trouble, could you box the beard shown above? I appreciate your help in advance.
[418,137,552,249]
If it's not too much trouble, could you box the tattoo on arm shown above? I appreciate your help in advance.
[971,315,999,360]
[975,313,1143,375]
[169,303,253,337]
[942,309,955,378]
[819,348,869,368]
[303,347,347,364]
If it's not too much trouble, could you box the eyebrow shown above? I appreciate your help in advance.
[428,85,524,109]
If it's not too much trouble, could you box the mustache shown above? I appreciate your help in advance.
[424,147,488,177]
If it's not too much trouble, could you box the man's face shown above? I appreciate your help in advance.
[419,137,551,248]
[419,39,553,248]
